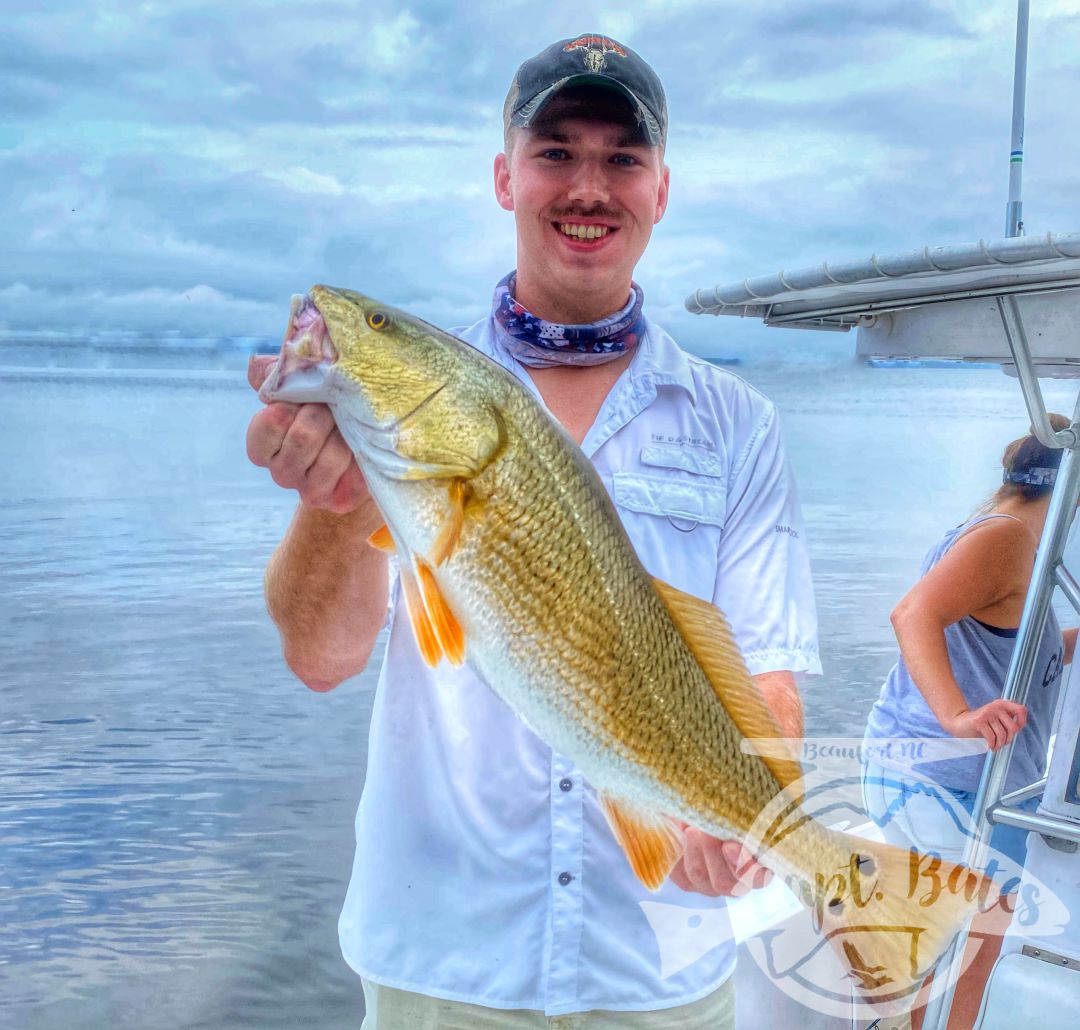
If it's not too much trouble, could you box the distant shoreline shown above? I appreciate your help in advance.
[1,338,745,373]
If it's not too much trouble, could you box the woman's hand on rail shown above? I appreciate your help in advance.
[944,699,1028,751]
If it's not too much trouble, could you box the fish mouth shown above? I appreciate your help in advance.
[258,293,340,404]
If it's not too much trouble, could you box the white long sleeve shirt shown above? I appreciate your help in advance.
[337,313,820,1016]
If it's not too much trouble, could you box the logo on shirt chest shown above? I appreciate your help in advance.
[650,432,715,451]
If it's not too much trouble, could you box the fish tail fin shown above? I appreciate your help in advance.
[803,829,990,1008]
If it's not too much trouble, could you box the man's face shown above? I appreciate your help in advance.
[493,103,669,323]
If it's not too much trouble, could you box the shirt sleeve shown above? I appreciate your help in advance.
[712,403,821,677]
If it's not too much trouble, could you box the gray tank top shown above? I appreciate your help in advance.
[865,514,1064,792]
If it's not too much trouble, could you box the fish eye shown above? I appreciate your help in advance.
[367,311,390,331]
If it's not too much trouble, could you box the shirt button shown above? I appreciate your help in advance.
[558,871,573,886]
[559,778,573,792]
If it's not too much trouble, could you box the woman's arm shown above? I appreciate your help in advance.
[891,519,1034,750]
[1064,626,1078,666]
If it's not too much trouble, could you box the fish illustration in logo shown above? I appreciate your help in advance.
[563,35,627,73]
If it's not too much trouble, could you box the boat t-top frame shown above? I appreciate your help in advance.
[688,237,1080,1028]
[689,234,1080,1028]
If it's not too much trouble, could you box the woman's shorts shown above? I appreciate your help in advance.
[861,759,1037,893]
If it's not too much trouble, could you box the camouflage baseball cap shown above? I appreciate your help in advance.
[504,34,667,146]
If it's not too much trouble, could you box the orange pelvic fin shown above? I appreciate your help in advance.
[430,479,469,567]
[652,578,803,796]
[399,562,443,667]
[598,792,685,892]
[416,557,465,666]
[367,523,396,552]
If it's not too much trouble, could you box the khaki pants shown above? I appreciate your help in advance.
[360,978,735,1029]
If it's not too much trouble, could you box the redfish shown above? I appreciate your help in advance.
[260,285,990,1010]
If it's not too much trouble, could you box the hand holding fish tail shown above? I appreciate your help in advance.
[670,830,773,898]
[672,669,796,897]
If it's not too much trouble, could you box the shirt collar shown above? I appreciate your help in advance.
[626,316,698,405]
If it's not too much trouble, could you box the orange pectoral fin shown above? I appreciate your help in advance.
[367,524,396,552]
[598,792,685,892]
[399,562,443,667]
[415,558,465,666]
[430,479,469,567]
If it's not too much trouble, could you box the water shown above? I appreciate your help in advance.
[1,358,1077,1028]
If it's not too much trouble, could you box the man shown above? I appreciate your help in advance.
[247,35,819,1028]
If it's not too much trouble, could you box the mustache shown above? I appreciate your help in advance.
[550,206,621,221]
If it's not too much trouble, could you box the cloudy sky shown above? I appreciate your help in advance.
[3,0,1078,356]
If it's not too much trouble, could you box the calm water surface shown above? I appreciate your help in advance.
[1,359,1076,1028]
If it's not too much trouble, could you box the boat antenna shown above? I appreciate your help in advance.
[1005,0,1030,237]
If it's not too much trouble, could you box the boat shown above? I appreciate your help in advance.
[684,4,1080,1026]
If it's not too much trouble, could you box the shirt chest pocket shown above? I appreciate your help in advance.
[611,473,726,529]
[613,444,727,526]
[609,448,727,596]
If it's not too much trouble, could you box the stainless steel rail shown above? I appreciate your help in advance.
[922,317,1080,1030]
[998,777,1049,808]
[990,805,1080,843]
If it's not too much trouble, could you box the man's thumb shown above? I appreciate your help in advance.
[247,354,278,392]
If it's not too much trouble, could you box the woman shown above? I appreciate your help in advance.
[862,415,1078,1030]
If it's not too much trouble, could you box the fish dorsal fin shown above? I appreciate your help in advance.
[416,558,465,666]
[597,792,685,892]
[652,579,803,793]
[399,561,443,667]
[367,523,396,552]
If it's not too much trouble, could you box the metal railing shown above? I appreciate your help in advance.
[919,302,1080,1030]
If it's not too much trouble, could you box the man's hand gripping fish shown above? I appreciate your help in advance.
[260,285,990,1009]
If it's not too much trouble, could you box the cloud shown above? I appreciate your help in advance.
[0,281,280,337]
[1,0,1077,355]
[368,10,428,74]
[756,0,974,40]
[268,166,347,196]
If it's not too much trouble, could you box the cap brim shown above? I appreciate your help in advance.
[510,74,663,146]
